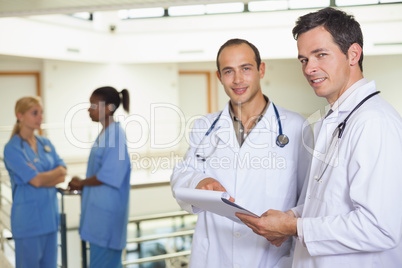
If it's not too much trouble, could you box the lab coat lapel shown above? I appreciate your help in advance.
[214,104,239,153]
[247,103,276,146]
[310,81,378,176]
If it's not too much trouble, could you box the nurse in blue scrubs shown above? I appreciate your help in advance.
[69,86,131,268]
[3,96,67,268]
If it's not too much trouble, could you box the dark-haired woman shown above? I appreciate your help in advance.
[69,86,131,268]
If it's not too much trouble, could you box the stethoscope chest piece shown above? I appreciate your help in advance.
[272,103,289,148]
[44,145,52,153]
[276,134,289,148]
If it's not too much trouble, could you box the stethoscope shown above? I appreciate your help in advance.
[195,102,289,162]
[315,91,380,183]
[21,136,52,163]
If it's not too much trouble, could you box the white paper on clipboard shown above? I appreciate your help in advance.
[175,188,260,224]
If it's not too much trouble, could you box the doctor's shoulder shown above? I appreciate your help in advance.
[4,135,20,154]
[192,111,223,130]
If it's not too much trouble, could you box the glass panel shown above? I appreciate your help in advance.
[288,0,329,9]
[118,9,129,19]
[336,0,378,6]
[248,0,289,11]
[205,2,245,14]
[168,5,205,16]
[71,12,91,20]
[123,7,165,19]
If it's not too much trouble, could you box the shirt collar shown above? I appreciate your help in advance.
[228,95,269,122]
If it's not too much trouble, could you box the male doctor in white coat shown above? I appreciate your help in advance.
[237,7,402,268]
[171,38,312,267]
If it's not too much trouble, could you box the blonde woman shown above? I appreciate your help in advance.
[3,96,66,268]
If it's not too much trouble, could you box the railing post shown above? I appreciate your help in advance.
[60,204,68,267]
[0,175,3,252]
[58,190,68,268]
[81,240,87,268]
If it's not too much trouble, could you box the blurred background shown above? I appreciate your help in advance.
[0,0,401,267]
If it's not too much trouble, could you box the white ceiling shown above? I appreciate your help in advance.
[0,0,241,17]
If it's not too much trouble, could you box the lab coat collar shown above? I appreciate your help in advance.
[245,102,277,144]
[325,79,376,119]
[213,103,240,151]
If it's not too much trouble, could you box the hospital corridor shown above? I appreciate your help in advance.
[0,0,402,267]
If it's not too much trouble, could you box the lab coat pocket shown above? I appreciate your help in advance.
[82,203,113,242]
[12,201,41,236]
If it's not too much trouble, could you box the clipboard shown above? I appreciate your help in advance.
[175,188,260,223]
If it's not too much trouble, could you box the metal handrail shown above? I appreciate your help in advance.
[129,210,190,223]
[122,250,191,265]
[0,155,194,268]
[128,229,194,244]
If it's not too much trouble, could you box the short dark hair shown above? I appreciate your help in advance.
[216,38,262,74]
[292,7,364,71]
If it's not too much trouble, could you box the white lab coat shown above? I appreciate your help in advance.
[171,102,312,268]
[292,81,402,267]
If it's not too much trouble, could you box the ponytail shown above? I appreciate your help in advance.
[120,89,130,113]
[92,86,130,115]
[10,120,21,140]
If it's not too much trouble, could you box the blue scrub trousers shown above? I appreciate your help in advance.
[14,231,58,268]
[89,243,123,268]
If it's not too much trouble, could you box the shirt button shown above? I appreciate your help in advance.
[314,152,320,158]
[234,232,241,238]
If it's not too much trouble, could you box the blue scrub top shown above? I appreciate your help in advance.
[80,122,131,250]
[3,135,66,239]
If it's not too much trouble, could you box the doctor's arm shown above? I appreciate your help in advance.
[237,209,298,246]
[29,165,66,187]
[68,175,103,190]
[171,116,233,211]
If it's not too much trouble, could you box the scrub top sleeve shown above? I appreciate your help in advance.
[4,144,38,184]
[96,128,129,189]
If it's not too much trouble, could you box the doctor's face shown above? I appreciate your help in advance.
[217,43,265,107]
[297,26,353,104]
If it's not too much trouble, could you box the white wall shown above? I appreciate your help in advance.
[41,60,180,160]
[364,55,402,115]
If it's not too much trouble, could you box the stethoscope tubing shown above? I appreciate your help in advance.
[20,136,52,164]
[316,91,380,182]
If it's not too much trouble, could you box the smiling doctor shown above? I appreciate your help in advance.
[237,7,402,268]
[171,38,312,268]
